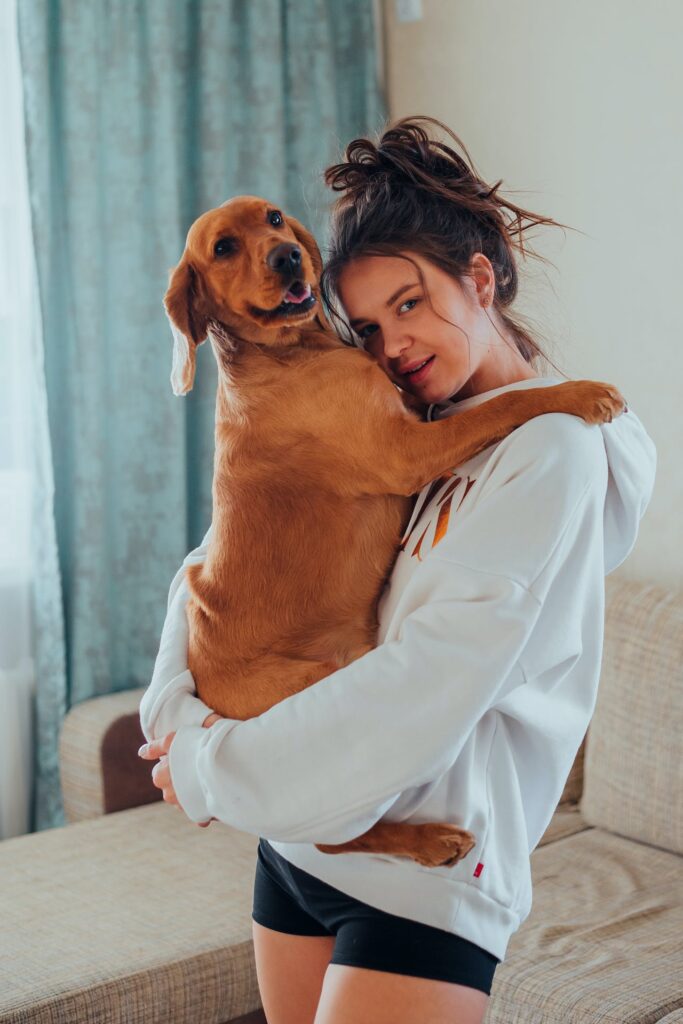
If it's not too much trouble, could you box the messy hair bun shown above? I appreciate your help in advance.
[322,116,568,367]
[327,120,499,212]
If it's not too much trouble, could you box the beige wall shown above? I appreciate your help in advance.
[382,0,681,588]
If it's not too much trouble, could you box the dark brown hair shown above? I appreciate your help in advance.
[321,115,568,374]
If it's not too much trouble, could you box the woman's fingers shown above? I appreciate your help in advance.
[202,712,223,728]
[137,727,217,825]
[138,732,176,759]
[151,755,179,806]
[151,755,170,788]
[137,716,222,762]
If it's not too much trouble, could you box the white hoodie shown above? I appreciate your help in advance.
[139,376,656,962]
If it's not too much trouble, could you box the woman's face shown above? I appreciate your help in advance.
[336,251,521,405]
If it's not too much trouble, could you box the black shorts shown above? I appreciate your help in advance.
[252,838,500,996]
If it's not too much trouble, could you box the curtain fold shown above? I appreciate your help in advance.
[0,0,66,838]
[17,0,385,831]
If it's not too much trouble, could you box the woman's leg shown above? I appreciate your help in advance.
[251,840,494,1023]
[252,921,335,1024]
[313,964,489,1024]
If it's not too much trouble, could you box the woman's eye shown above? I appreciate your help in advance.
[268,210,283,227]
[214,237,237,257]
[355,299,417,344]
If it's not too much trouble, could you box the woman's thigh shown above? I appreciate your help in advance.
[314,963,489,1024]
[252,920,336,1024]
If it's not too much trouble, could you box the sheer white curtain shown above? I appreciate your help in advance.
[0,0,57,838]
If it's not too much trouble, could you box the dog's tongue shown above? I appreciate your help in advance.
[284,283,312,304]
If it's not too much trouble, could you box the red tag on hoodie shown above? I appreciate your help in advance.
[473,862,484,878]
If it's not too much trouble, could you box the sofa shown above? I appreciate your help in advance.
[1,575,681,1023]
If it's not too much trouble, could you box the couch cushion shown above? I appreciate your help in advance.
[581,578,683,855]
[487,826,683,1022]
[0,803,262,1024]
[537,803,591,847]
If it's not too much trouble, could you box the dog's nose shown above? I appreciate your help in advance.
[267,243,302,277]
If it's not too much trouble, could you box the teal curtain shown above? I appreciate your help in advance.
[18,0,385,831]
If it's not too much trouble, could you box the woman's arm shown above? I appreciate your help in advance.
[163,412,654,843]
[139,527,217,742]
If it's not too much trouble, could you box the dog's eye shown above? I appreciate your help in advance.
[268,210,283,227]
[214,237,237,258]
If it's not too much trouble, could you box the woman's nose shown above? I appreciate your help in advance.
[381,326,410,360]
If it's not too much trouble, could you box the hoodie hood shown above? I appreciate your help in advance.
[428,375,657,576]
[597,403,657,573]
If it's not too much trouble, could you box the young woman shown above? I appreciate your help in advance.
[139,118,656,1024]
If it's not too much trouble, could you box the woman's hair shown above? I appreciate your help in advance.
[321,115,568,373]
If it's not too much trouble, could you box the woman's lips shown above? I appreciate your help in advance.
[401,355,435,385]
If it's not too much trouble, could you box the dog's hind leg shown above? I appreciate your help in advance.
[316,820,477,868]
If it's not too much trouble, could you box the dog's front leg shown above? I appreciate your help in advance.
[332,378,626,498]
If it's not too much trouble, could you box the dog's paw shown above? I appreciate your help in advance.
[554,380,627,424]
[409,823,477,868]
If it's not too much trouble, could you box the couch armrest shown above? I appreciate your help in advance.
[59,688,161,823]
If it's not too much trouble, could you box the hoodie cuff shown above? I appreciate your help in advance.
[168,725,214,823]
[141,678,216,743]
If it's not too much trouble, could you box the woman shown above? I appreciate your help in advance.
[139,118,656,1024]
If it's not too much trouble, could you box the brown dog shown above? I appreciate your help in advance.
[164,196,624,868]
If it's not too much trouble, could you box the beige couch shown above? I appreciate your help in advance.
[1,576,681,1023]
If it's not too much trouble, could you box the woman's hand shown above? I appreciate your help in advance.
[138,730,181,805]
[138,712,225,827]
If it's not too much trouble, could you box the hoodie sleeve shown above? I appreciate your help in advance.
[168,414,645,842]
[139,527,216,741]
[599,407,657,573]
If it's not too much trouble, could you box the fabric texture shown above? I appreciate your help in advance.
[16,0,385,830]
[581,576,683,855]
[0,802,262,1024]
[486,826,683,1023]
[139,376,656,961]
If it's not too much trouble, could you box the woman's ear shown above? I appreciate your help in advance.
[163,257,209,395]
[286,215,331,331]
[469,252,496,309]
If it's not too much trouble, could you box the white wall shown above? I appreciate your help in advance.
[382,0,682,588]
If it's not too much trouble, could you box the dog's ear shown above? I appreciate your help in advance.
[163,257,209,396]
[287,215,331,332]
[287,215,323,280]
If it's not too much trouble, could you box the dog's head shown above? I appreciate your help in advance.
[164,196,325,395]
